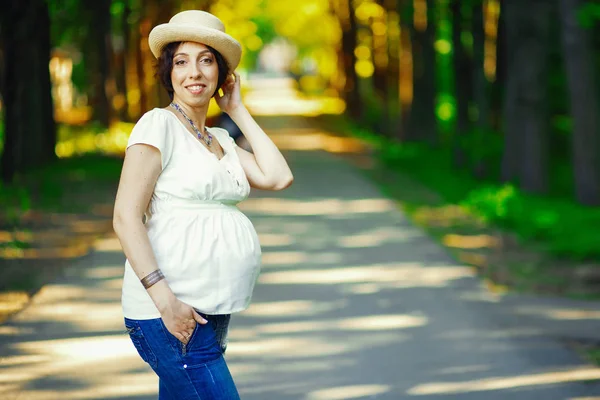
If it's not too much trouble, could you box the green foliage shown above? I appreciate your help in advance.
[252,15,278,45]
[48,0,91,91]
[462,127,503,164]
[57,120,107,141]
[464,184,519,221]
[577,1,600,29]
[38,153,123,182]
[244,15,277,69]
[0,239,31,250]
[353,124,600,261]
[0,153,122,225]
[552,115,572,135]
[380,140,477,203]
[464,187,600,260]
[29,155,121,213]
[110,0,126,16]
[362,95,386,131]
[587,348,600,365]
[397,0,414,23]
[0,183,31,227]
[351,88,387,131]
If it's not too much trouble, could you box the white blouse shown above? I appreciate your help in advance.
[121,108,262,319]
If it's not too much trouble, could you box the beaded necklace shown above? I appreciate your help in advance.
[170,102,213,146]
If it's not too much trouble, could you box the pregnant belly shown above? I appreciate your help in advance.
[146,210,262,277]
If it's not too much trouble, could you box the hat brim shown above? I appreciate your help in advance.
[149,23,242,72]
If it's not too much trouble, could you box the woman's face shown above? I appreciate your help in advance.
[171,41,219,108]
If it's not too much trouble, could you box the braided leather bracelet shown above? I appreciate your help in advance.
[140,270,165,289]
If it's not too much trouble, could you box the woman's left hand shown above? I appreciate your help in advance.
[215,71,243,115]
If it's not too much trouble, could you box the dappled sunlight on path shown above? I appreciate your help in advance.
[0,245,158,400]
[245,76,345,117]
[2,76,600,399]
[407,368,600,396]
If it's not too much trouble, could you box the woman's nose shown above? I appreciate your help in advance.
[190,62,202,78]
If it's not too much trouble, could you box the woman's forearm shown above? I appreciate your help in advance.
[113,215,176,313]
[229,106,293,185]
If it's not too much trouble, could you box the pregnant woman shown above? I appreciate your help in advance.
[112,10,293,399]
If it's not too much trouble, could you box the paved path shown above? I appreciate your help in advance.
[2,81,600,399]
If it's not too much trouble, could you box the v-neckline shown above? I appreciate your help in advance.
[162,108,228,162]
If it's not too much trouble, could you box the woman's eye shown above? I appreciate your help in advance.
[174,60,186,65]
[201,58,213,64]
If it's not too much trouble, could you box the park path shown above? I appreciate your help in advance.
[2,77,600,399]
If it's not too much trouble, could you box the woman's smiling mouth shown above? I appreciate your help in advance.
[186,84,206,95]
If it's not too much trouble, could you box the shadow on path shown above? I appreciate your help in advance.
[1,78,600,400]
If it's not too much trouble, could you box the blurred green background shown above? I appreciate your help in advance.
[1,0,600,295]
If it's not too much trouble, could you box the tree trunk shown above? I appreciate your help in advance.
[0,43,4,102]
[502,0,551,194]
[113,1,131,121]
[373,1,388,98]
[341,0,361,120]
[376,0,402,139]
[135,16,152,115]
[559,0,600,205]
[85,0,112,127]
[1,0,56,183]
[491,0,506,133]
[139,1,162,111]
[398,0,413,140]
[472,1,492,179]
[37,0,56,161]
[407,0,437,144]
[384,0,402,140]
[500,0,519,183]
[451,0,471,169]
[371,3,390,137]
[155,1,175,106]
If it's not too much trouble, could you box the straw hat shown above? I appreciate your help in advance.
[148,10,242,72]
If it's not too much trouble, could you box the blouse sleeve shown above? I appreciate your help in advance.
[211,127,238,150]
[127,110,173,169]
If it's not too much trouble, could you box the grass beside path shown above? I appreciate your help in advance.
[315,114,600,300]
[0,154,122,323]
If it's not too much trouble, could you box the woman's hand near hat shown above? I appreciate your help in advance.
[160,296,208,345]
[215,71,243,115]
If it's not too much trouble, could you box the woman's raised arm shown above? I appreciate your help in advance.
[216,72,294,191]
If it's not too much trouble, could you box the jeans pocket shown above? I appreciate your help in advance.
[212,315,231,354]
[157,318,204,357]
[125,320,158,368]
[181,323,221,367]
[181,321,201,356]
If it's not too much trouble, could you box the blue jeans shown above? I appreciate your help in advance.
[124,312,240,399]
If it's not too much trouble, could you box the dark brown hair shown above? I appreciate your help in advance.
[156,41,229,100]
